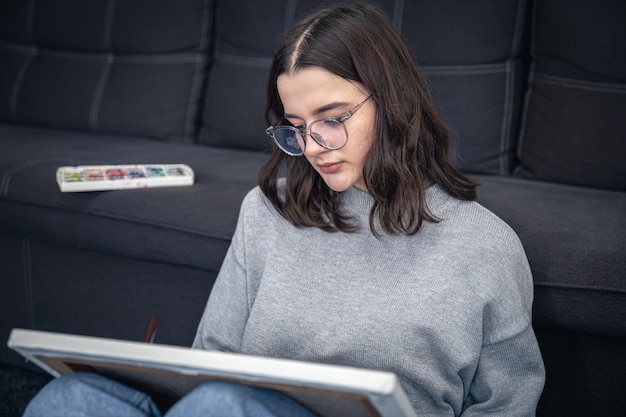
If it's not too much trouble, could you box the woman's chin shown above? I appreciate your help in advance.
[321,177,354,193]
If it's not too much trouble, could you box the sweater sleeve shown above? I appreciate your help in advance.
[461,323,545,416]
[461,229,546,416]
[191,196,251,352]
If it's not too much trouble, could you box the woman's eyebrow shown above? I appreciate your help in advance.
[313,101,350,116]
[284,101,350,120]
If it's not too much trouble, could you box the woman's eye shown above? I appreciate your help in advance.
[323,119,342,129]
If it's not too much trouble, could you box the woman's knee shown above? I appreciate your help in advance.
[31,372,106,398]
[175,381,251,409]
[23,372,106,416]
[167,381,315,417]
[189,381,251,398]
[24,372,162,417]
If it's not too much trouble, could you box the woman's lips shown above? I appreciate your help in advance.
[318,162,343,174]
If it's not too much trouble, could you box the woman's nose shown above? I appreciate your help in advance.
[302,132,327,157]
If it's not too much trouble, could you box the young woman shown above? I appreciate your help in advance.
[24,2,544,416]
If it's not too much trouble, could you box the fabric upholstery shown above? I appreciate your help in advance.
[198,0,283,150]
[535,327,626,417]
[0,0,211,141]
[516,0,626,189]
[0,235,216,367]
[402,0,530,175]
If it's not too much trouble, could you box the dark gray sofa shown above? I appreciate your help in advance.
[1,0,625,416]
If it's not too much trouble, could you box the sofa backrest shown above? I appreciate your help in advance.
[199,0,530,177]
[0,0,211,142]
[2,0,624,189]
[202,0,626,188]
[515,0,626,190]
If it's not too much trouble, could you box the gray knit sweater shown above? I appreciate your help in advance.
[193,184,545,416]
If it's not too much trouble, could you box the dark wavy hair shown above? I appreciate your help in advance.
[258,1,478,236]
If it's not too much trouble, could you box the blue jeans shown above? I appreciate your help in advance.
[23,372,317,417]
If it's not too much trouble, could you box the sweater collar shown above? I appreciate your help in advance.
[340,184,454,218]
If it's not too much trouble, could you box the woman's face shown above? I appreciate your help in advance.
[277,67,375,192]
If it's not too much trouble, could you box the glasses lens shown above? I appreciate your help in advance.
[272,127,304,156]
[310,120,347,150]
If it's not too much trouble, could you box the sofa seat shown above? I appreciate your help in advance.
[0,124,268,271]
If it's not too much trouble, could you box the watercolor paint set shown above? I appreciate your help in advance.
[56,164,194,192]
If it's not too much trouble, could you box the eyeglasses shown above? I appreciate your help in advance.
[266,95,372,156]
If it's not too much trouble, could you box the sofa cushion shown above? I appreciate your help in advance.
[401,0,530,175]
[0,0,211,142]
[199,0,530,176]
[516,0,626,189]
[0,124,268,272]
[474,174,626,338]
[197,1,277,151]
